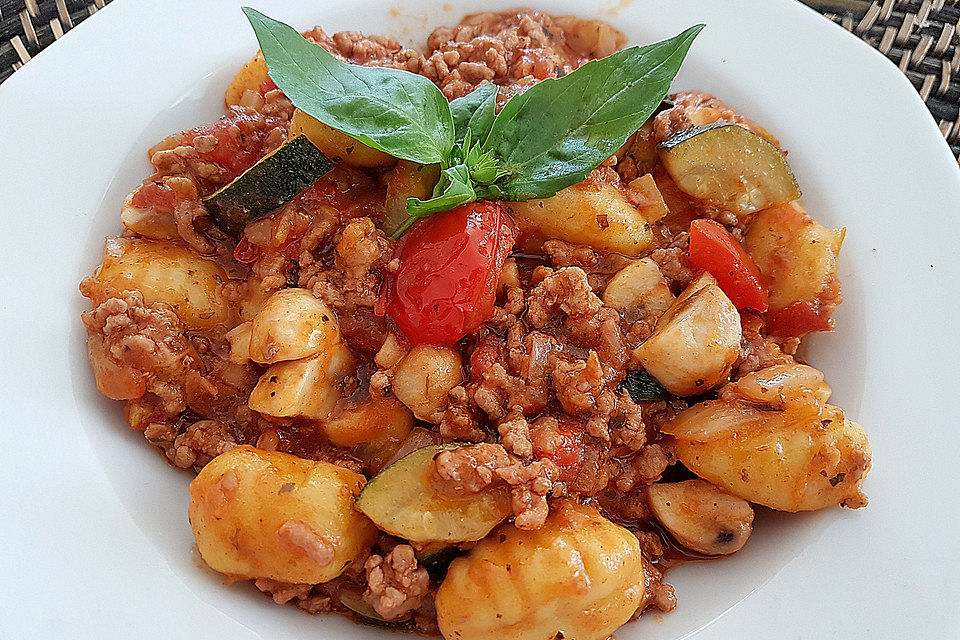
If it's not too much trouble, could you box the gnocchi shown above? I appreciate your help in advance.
[664,388,872,511]
[189,446,377,584]
[504,179,653,257]
[436,501,645,640]
[86,237,231,330]
[224,52,270,107]
[744,202,844,334]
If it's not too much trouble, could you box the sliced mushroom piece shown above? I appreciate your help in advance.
[647,479,754,555]
[633,275,741,396]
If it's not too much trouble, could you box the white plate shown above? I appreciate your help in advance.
[1,0,958,638]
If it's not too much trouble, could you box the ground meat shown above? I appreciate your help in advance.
[80,291,200,416]
[542,239,631,293]
[300,217,393,353]
[497,410,534,458]
[653,91,769,147]
[254,579,333,614]
[434,443,511,494]
[304,27,424,72]
[303,217,391,310]
[734,312,795,378]
[527,266,628,372]
[278,520,336,567]
[638,558,677,614]
[156,419,236,470]
[422,10,585,99]
[363,545,430,621]
[497,458,559,529]
[151,107,287,194]
[610,444,671,494]
[433,442,559,529]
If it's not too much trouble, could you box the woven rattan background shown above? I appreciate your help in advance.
[2,0,958,160]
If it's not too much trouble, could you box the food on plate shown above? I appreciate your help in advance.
[79,6,871,638]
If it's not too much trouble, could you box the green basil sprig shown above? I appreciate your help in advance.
[243,8,703,237]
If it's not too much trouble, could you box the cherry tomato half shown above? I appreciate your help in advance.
[385,201,516,345]
[688,218,769,312]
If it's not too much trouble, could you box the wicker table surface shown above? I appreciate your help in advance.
[2,0,958,160]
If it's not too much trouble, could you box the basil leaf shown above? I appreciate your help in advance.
[620,369,669,401]
[243,7,454,165]
[393,164,476,237]
[450,84,498,145]
[482,25,704,200]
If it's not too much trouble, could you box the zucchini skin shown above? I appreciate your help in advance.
[657,121,731,151]
[204,135,334,235]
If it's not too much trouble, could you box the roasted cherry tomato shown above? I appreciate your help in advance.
[385,202,516,345]
[688,218,768,312]
[766,300,833,337]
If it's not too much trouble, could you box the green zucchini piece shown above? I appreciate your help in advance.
[658,123,800,213]
[356,445,512,543]
[620,369,669,401]
[415,541,466,579]
[204,135,333,234]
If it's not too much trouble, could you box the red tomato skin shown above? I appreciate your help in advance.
[386,202,516,345]
[180,114,263,180]
[766,301,833,337]
[688,218,769,312]
[130,182,177,211]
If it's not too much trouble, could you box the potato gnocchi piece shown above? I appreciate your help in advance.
[189,446,377,584]
[603,257,676,318]
[392,345,464,423]
[633,274,741,395]
[87,237,231,330]
[248,341,356,420]
[664,395,871,512]
[224,52,270,107]
[504,179,653,257]
[436,501,645,640]
[290,108,397,169]
[744,202,844,334]
[647,479,754,555]
[248,288,342,364]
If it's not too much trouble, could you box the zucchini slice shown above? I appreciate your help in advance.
[356,445,511,543]
[338,590,402,627]
[204,135,333,234]
[658,123,800,213]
